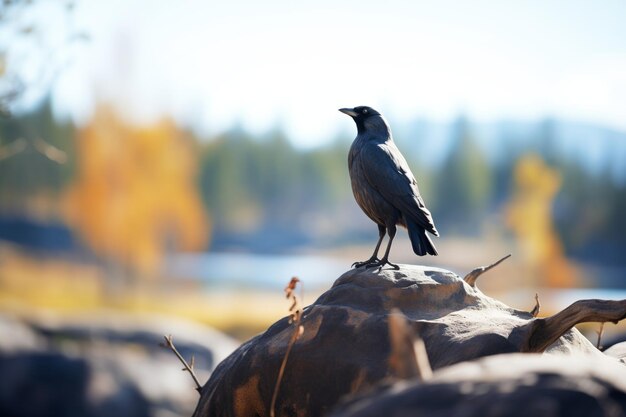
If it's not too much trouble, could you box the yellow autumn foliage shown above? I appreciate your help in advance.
[506,154,577,288]
[65,105,209,275]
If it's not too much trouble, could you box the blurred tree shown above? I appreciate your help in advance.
[505,154,577,288]
[0,99,74,217]
[0,0,84,220]
[305,140,351,207]
[198,127,353,250]
[66,104,208,280]
[433,116,492,234]
[555,158,626,267]
[536,118,560,167]
[0,0,87,114]
[199,128,263,235]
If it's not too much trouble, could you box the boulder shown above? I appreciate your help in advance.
[329,353,626,417]
[193,264,626,417]
[0,312,239,417]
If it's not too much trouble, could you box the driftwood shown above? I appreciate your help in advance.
[521,299,626,353]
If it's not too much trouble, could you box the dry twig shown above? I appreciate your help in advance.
[33,137,68,164]
[530,293,541,317]
[463,254,511,287]
[596,322,605,350]
[270,277,304,417]
[160,334,203,393]
[0,138,27,160]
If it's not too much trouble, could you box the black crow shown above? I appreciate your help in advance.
[340,106,439,269]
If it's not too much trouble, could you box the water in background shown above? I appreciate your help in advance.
[166,251,348,290]
[167,251,626,304]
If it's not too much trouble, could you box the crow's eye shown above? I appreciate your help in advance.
[363,109,368,114]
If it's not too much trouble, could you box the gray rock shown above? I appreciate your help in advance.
[605,341,626,363]
[0,315,43,352]
[0,311,238,417]
[329,353,626,417]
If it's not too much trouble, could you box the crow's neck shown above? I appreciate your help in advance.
[360,116,391,139]
[355,119,368,135]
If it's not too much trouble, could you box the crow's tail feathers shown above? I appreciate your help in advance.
[407,219,438,256]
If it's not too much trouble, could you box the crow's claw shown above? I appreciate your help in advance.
[352,257,380,268]
[364,258,400,270]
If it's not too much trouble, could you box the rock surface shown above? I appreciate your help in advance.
[329,353,626,417]
[0,312,238,417]
[193,264,617,417]
[605,341,626,363]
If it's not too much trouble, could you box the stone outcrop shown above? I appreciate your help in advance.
[193,264,626,417]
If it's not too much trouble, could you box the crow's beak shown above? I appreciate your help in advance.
[339,108,358,117]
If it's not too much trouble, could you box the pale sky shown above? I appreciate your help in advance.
[13,0,626,147]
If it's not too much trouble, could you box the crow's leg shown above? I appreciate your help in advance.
[366,224,400,270]
[352,225,385,268]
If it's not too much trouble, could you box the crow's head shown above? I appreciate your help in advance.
[339,106,386,134]
[339,106,380,120]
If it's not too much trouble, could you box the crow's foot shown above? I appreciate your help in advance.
[365,258,400,270]
[352,257,380,268]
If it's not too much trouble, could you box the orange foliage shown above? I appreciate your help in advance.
[506,154,577,288]
[65,105,209,275]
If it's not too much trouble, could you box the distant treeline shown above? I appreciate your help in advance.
[1,101,625,266]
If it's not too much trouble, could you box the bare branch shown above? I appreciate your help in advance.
[33,137,67,164]
[463,254,511,287]
[0,138,27,160]
[529,293,541,317]
[521,299,626,353]
[160,334,202,393]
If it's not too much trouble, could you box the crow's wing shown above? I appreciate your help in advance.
[360,141,438,235]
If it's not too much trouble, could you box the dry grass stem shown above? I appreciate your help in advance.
[270,277,304,417]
